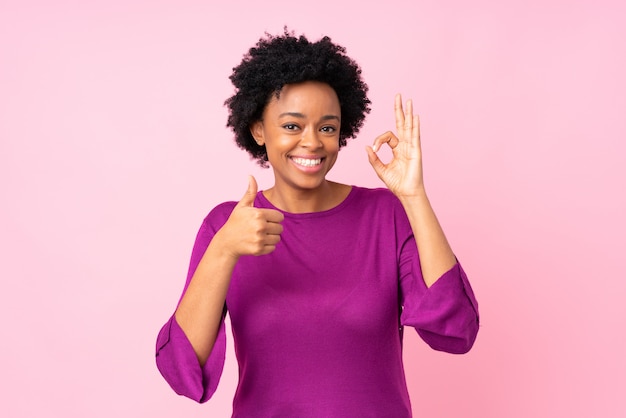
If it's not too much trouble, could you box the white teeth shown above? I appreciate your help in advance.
[292,157,322,167]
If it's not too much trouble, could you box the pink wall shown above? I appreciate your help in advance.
[2,0,624,416]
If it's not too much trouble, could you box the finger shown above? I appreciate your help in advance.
[237,175,258,207]
[404,99,413,135]
[263,222,284,236]
[372,131,399,152]
[263,234,282,246]
[260,208,284,224]
[365,145,386,177]
[413,114,421,148]
[394,93,405,133]
[256,233,282,256]
[257,244,279,256]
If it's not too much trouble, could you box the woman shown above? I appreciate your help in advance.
[156,29,479,417]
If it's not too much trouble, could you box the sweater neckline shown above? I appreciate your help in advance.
[256,186,359,218]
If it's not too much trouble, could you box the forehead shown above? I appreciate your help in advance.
[264,81,340,116]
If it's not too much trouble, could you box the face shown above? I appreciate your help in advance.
[250,81,341,193]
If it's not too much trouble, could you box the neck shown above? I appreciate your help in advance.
[264,181,349,213]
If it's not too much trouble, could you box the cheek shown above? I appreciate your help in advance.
[325,140,340,165]
[265,138,288,159]
[325,137,340,153]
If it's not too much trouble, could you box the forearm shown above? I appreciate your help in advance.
[175,231,238,366]
[398,189,457,288]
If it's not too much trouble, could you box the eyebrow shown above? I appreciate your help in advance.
[278,112,340,122]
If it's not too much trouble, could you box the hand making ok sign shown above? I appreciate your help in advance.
[366,94,425,198]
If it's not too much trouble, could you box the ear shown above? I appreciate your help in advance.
[250,121,265,146]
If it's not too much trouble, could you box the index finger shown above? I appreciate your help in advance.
[259,208,285,223]
[372,131,399,152]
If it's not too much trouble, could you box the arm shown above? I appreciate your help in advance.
[396,191,456,287]
[174,230,238,366]
[175,175,284,365]
[155,176,284,401]
[155,213,231,402]
[366,94,455,287]
[367,95,479,353]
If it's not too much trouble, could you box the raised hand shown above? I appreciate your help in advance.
[366,94,424,198]
[219,176,284,257]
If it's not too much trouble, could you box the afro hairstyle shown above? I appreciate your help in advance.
[224,28,371,167]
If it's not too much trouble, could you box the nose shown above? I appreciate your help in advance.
[300,127,323,149]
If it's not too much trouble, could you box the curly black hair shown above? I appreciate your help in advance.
[224,28,371,167]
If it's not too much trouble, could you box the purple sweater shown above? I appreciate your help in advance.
[156,186,479,417]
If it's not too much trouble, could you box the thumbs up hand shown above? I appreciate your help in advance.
[236,175,261,209]
[218,176,284,258]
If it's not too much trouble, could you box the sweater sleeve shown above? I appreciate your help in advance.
[394,200,480,354]
[155,203,235,403]
[155,313,226,402]
[400,258,479,354]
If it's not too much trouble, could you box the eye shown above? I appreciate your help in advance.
[320,126,337,133]
[283,124,300,131]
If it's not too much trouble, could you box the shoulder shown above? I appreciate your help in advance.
[351,186,402,209]
[355,186,395,198]
[350,186,410,231]
[200,200,238,231]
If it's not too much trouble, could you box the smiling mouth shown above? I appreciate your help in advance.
[291,157,323,167]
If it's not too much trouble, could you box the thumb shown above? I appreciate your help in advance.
[237,175,258,207]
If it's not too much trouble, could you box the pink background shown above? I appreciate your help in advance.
[1,0,625,416]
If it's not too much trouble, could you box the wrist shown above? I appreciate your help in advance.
[209,229,241,263]
[396,185,428,202]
